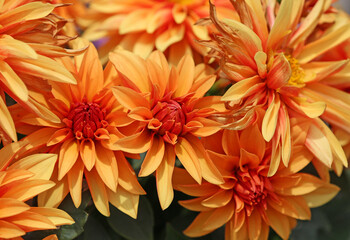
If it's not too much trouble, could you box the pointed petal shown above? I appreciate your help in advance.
[112,86,149,110]
[108,186,140,219]
[0,96,17,141]
[139,136,165,177]
[95,144,118,192]
[29,207,74,226]
[0,198,30,218]
[58,139,79,180]
[173,55,195,97]
[262,94,281,141]
[156,144,175,210]
[80,139,96,171]
[67,160,84,208]
[8,153,56,180]
[112,129,152,154]
[175,137,202,184]
[0,60,28,101]
[85,168,110,216]
[3,179,55,202]
[305,124,332,168]
[221,76,261,101]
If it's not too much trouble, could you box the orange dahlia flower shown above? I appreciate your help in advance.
[0,143,74,240]
[110,49,225,209]
[206,0,350,175]
[174,120,339,240]
[80,0,235,64]
[0,0,83,144]
[11,40,145,218]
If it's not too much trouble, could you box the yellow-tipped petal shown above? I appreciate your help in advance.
[29,207,74,226]
[108,186,140,219]
[139,136,165,177]
[58,139,79,181]
[175,137,202,184]
[8,153,56,180]
[156,144,175,210]
[262,94,281,142]
[0,96,17,142]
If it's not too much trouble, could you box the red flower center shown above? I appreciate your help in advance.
[66,101,107,139]
[152,99,186,137]
[234,170,270,208]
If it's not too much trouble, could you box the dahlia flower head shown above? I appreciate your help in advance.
[0,142,74,240]
[174,111,339,240]
[79,0,235,64]
[0,0,84,145]
[109,48,227,210]
[204,0,350,176]
[12,39,146,218]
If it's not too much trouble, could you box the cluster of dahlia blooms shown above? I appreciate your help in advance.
[1,0,350,239]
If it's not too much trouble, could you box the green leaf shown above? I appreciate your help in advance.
[57,191,91,240]
[165,223,190,240]
[107,196,154,240]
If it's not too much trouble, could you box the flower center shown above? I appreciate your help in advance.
[234,170,269,208]
[151,99,186,141]
[285,55,305,87]
[66,101,107,139]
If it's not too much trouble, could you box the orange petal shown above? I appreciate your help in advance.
[95,144,118,192]
[112,129,152,154]
[305,124,332,168]
[115,151,145,195]
[156,144,175,210]
[3,179,55,202]
[155,24,185,52]
[202,201,235,232]
[183,211,217,237]
[109,50,150,93]
[0,59,28,102]
[173,54,195,97]
[139,135,165,177]
[112,86,149,110]
[0,220,25,239]
[175,137,202,184]
[0,96,17,141]
[266,54,291,89]
[5,211,56,231]
[29,207,74,226]
[108,186,140,219]
[80,139,96,171]
[67,160,84,208]
[0,198,30,218]
[201,189,233,208]
[47,128,73,146]
[58,139,79,180]
[265,208,291,239]
[262,94,281,142]
[8,153,56,180]
[85,168,110,216]
[221,76,261,102]
[186,134,223,185]
[7,55,76,84]
[239,124,265,160]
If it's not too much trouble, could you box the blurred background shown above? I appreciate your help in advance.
[338,0,350,12]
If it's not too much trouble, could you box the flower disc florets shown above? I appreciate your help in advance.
[65,100,107,139]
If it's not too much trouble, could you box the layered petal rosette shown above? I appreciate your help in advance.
[80,0,234,63]
[11,40,145,218]
[204,0,350,175]
[110,49,225,209]
[0,143,74,240]
[174,117,340,240]
[0,0,84,144]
